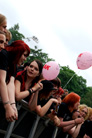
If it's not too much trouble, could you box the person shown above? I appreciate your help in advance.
[67,110,91,138]
[88,107,92,121]
[0,40,30,122]
[5,29,12,46]
[0,30,6,50]
[0,13,7,33]
[53,92,83,138]
[15,59,43,102]
[67,104,89,138]
[29,79,62,117]
[78,104,89,121]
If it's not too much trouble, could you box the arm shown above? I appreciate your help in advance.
[35,98,59,117]
[7,76,18,119]
[15,80,30,101]
[0,70,17,121]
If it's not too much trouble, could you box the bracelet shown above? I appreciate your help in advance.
[3,101,10,105]
[11,103,16,105]
[28,88,34,95]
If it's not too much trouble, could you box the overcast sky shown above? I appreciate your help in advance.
[0,0,92,87]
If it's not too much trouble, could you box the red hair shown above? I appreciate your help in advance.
[5,40,30,64]
[62,92,80,107]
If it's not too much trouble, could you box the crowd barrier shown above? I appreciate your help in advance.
[0,100,60,138]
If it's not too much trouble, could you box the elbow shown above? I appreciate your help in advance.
[36,110,44,117]
[15,95,21,101]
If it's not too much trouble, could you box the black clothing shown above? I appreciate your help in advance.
[56,102,72,138]
[0,49,17,83]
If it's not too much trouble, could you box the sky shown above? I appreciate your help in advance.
[0,0,92,87]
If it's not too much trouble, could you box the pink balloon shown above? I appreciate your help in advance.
[76,52,92,70]
[42,61,60,80]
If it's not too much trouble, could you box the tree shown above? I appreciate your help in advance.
[9,24,25,44]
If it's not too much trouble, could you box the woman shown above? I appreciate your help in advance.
[29,78,61,117]
[0,40,30,122]
[0,31,6,50]
[15,59,43,102]
[0,13,7,33]
[68,104,90,138]
[53,92,83,138]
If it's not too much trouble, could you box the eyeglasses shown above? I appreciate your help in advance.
[81,110,87,115]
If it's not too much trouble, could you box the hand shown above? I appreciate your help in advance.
[75,117,84,125]
[51,98,59,104]
[5,104,18,122]
[83,134,90,138]
[53,116,61,126]
[32,82,43,92]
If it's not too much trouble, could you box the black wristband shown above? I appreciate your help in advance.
[28,89,32,95]
[28,89,34,95]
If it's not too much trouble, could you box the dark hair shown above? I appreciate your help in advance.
[30,59,43,86]
[39,80,55,99]
[51,77,61,88]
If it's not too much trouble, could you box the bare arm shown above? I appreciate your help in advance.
[15,80,30,101]
[35,98,59,117]
[0,70,17,121]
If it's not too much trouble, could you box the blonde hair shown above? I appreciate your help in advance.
[88,107,92,119]
[0,14,6,26]
[78,104,89,120]
[6,30,12,41]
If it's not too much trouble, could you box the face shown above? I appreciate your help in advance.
[0,34,6,49]
[89,115,92,121]
[72,110,81,120]
[27,61,40,79]
[73,101,80,111]
[80,107,88,119]
[18,50,28,66]
[0,20,7,33]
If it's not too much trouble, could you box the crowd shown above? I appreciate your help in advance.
[0,13,92,138]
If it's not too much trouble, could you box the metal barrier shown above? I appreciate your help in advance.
[0,100,59,138]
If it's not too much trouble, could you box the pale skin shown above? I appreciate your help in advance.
[68,109,90,138]
[29,85,61,117]
[15,61,42,101]
[0,50,28,122]
[0,19,7,33]
[0,33,6,50]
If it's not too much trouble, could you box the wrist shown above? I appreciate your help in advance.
[28,88,34,95]
[74,119,77,125]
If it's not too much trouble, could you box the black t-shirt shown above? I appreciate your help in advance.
[77,120,92,138]
[37,95,56,115]
[57,102,72,121]
[0,49,16,83]
[56,103,73,138]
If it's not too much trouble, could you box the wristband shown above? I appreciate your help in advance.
[3,101,10,105]
[11,103,16,105]
[28,88,34,95]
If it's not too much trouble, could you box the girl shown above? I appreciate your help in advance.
[0,40,30,122]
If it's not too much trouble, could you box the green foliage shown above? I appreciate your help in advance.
[58,66,87,96]
[81,87,92,107]
[9,23,92,106]
[9,24,25,44]
[26,46,54,65]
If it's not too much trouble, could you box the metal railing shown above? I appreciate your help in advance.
[0,100,59,138]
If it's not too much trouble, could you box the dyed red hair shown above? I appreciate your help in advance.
[62,92,80,107]
[5,40,30,64]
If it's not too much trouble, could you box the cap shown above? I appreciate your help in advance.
[41,80,56,91]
